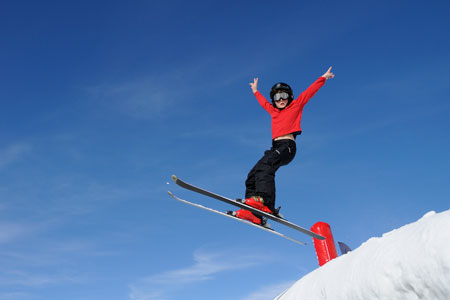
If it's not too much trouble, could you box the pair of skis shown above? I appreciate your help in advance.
[168,175,325,246]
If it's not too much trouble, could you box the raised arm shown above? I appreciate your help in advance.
[296,67,334,105]
[249,77,277,113]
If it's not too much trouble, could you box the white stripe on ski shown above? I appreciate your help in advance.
[168,191,306,246]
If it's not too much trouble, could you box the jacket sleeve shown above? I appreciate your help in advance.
[254,91,276,114]
[296,76,326,107]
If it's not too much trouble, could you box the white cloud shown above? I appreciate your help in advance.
[0,222,30,244]
[242,281,295,300]
[129,248,267,300]
[84,54,258,121]
[0,270,79,287]
[0,291,31,300]
[0,143,31,169]
[86,79,172,120]
[83,60,212,121]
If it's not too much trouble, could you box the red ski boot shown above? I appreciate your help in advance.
[232,209,263,225]
[228,196,273,226]
[243,196,273,214]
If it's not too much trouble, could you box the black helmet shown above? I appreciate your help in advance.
[270,82,294,108]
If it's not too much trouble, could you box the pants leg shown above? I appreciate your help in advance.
[245,140,296,211]
[244,164,257,199]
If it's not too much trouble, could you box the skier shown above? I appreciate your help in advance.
[234,67,335,225]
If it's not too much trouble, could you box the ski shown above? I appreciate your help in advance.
[168,191,306,246]
[171,175,325,240]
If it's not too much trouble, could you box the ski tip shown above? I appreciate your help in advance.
[168,191,174,197]
[171,175,178,182]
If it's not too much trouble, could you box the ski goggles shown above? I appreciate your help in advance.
[273,92,290,101]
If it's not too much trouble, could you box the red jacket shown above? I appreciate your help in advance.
[254,76,326,139]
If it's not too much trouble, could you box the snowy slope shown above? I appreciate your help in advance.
[276,210,450,300]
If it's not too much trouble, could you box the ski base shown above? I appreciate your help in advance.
[168,191,306,246]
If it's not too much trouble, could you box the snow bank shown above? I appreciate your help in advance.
[276,210,450,300]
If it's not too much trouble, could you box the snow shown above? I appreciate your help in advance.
[276,210,450,300]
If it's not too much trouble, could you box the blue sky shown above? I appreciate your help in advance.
[1,0,449,299]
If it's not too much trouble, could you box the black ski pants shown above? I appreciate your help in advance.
[245,139,296,212]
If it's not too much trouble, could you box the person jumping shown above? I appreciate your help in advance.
[234,67,335,225]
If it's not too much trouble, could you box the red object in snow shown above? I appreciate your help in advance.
[311,222,338,266]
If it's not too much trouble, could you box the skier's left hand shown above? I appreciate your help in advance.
[322,66,335,80]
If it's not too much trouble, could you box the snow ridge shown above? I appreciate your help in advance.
[276,210,450,300]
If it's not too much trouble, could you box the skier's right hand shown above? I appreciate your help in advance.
[249,78,258,93]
